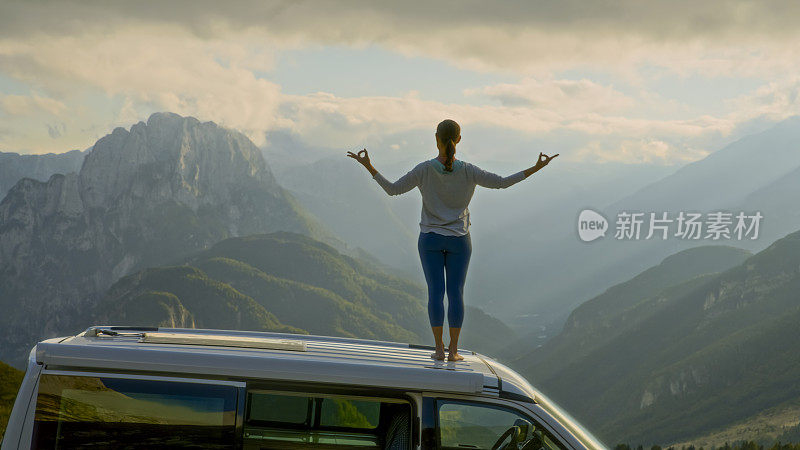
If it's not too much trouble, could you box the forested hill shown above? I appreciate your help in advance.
[517,233,800,445]
[95,231,517,356]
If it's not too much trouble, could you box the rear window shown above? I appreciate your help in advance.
[31,374,238,449]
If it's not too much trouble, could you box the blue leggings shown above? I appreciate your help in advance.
[417,231,472,328]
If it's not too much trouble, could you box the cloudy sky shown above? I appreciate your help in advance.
[1,0,799,166]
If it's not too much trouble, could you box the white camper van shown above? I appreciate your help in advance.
[2,326,606,450]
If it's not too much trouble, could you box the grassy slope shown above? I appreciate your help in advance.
[671,396,800,447]
[0,361,24,441]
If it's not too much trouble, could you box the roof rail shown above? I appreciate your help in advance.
[84,326,157,337]
[141,331,307,351]
[84,326,475,353]
[84,327,306,351]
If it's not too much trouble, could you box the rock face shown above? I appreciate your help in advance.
[0,149,86,198]
[0,112,319,365]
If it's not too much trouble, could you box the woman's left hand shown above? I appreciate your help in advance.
[536,152,559,168]
[523,152,559,178]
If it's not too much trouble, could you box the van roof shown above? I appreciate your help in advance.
[35,326,537,402]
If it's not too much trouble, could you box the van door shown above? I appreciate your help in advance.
[421,396,572,450]
[29,370,244,449]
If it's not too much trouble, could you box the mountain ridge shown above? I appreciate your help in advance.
[0,149,86,198]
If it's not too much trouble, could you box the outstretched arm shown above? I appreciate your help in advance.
[472,152,559,189]
[346,148,419,196]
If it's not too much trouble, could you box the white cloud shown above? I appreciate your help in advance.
[0,27,285,145]
[465,77,636,114]
[725,76,800,123]
[574,139,710,165]
[280,90,733,139]
[0,94,66,116]
[275,90,734,165]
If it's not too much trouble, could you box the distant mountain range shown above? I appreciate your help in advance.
[0,149,86,197]
[272,156,420,275]
[514,229,800,446]
[0,113,328,364]
[474,116,800,336]
[608,117,800,214]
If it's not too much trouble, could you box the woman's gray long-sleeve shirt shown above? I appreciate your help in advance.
[372,158,526,236]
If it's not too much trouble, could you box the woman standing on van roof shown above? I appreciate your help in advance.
[347,119,557,362]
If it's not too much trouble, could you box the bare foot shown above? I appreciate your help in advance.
[447,349,464,361]
[430,345,446,360]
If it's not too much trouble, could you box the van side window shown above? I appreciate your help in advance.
[248,392,313,426]
[319,397,380,429]
[438,400,566,450]
[31,374,238,449]
[244,390,410,449]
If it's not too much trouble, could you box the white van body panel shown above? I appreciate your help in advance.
[2,326,606,450]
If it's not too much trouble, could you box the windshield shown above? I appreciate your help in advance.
[534,391,608,450]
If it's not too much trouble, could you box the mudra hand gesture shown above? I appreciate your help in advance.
[346,148,377,176]
[521,152,559,178]
[347,148,371,167]
[536,152,558,169]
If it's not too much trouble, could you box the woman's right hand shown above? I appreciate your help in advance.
[346,148,371,167]
[346,148,378,176]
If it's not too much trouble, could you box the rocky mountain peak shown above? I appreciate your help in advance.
[79,112,275,210]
